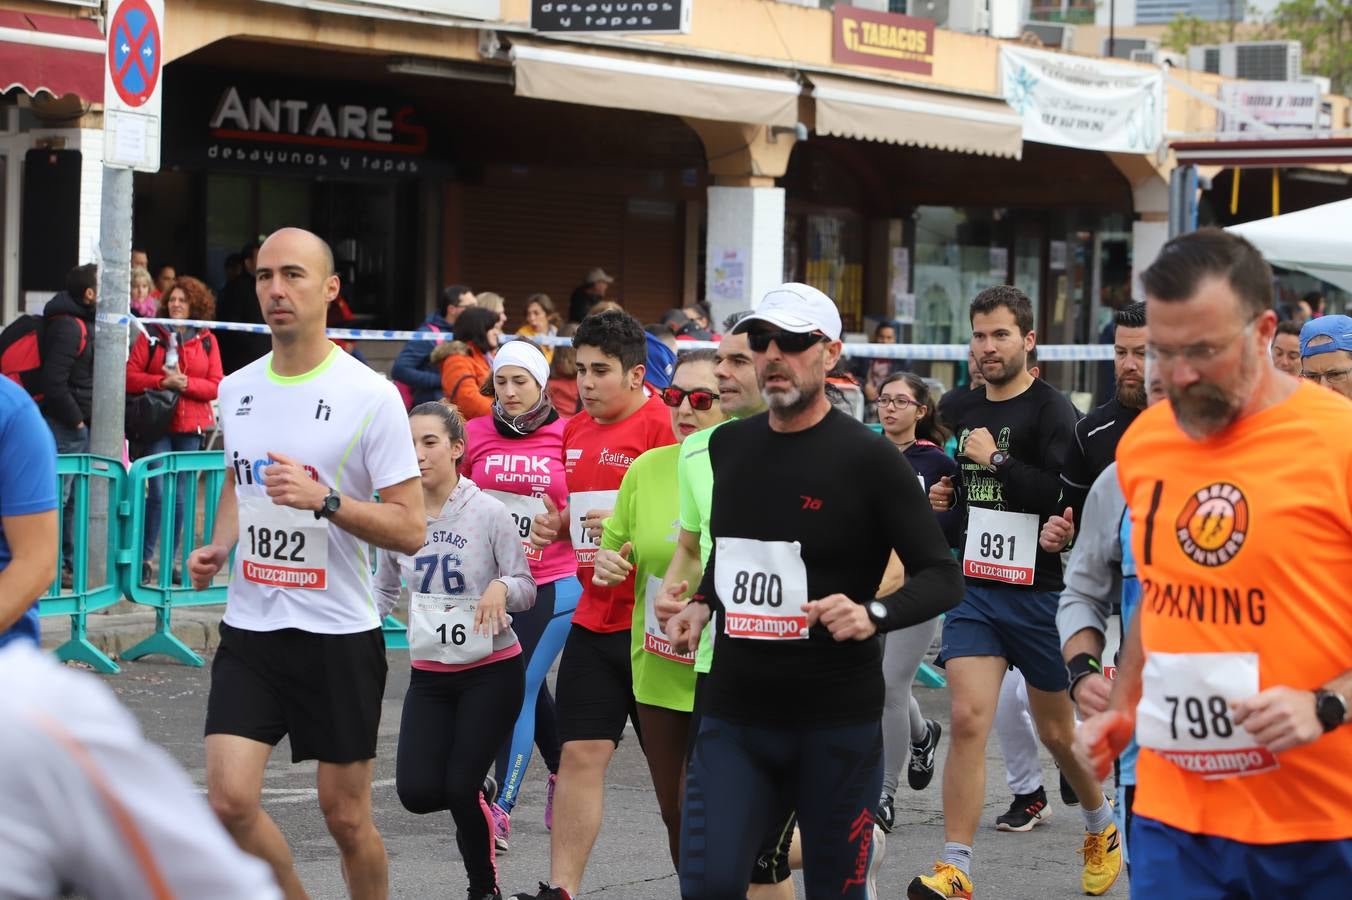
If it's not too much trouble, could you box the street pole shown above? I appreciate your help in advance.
[89,164,133,583]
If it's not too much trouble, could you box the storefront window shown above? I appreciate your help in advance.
[805,214,864,332]
[912,207,1012,345]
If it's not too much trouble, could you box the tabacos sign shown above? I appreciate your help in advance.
[200,84,431,176]
[832,6,935,77]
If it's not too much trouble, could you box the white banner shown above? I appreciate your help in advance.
[1001,45,1163,154]
[1219,81,1320,134]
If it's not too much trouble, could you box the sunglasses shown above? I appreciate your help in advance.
[660,386,719,411]
[746,329,829,354]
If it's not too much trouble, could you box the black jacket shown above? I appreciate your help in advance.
[39,291,96,428]
[214,272,270,374]
[1058,396,1140,521]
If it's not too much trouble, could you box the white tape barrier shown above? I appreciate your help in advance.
[99,314,1116,362]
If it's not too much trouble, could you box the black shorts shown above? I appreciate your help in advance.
[206,622,388,764]
[555,624,638,746]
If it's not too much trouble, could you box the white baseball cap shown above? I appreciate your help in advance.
[731,283,842,341]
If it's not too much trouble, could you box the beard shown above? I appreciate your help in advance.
[1168,350,1256,440]
[981,354,1024,386]
[1116,377,1147,409]
[761,362,820,416]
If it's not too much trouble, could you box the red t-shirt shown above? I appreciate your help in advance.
[564,393,676,633]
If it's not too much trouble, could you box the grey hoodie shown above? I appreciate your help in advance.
[376,476,535,659]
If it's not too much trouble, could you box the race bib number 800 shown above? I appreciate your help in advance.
[715,538,809,641]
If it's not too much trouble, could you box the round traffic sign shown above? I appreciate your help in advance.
[107,0,161,108]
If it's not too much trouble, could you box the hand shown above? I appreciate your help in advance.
[262,451,328,511]
[531,495,564,549]
[1040,507,1075,553]
[1075,709,1135,780]
[803,594,876,641]
[582,508,612,545]
[188,544,230,590]
[964,427,997,468]
[161,366,188,391]
[475,582,511,638]
[666,601,711,655]
[593,542,634,587]
[929,476,955,513]
[655,579,689,628]
[1232,687,1324,753]
[1070,672,1113,718]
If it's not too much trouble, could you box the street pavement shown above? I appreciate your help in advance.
[103,650,1126,900]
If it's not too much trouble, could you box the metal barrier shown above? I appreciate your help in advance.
[112,450,408,666]
[40,454,127,674]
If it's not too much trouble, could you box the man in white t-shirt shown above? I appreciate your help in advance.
[189,227,424,900]
[0,643,282,900]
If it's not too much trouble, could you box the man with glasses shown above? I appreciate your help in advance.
[664,283,963,899]
[1271,320,1302,376]
[914,286,1123,900]
[1078,228,1352,899]
[1299,315,1352,400]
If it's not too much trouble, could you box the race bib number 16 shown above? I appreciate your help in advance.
[714,538,809,641]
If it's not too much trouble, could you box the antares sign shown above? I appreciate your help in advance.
[164,74,442,178]
[832,6,935,77]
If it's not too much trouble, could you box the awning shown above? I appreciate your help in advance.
[510,41,800,127]
[810,73,1023,159]
[1173,138,1352,168]
[0,11,103,102]
[1227,197,1352,294]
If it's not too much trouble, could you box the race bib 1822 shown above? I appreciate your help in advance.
[237,496,330,590]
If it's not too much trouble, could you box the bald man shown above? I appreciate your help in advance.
[189,227,425,899]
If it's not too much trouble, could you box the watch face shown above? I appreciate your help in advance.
[1318,691,1347,730]
[868,601,887,621]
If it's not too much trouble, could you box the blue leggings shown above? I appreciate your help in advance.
[494,576,581,813]
[680,714,882,899]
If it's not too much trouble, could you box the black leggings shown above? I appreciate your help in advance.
[396,658,525,894]
[680,715,882,900]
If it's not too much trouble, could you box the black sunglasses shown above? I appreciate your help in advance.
[660,386,719,411]
[747,329,829,354]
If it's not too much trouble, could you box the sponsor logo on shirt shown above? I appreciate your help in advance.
[232,451,319,486]
[236,394,253,416]
[314,398,332,421]
[1175,482,1248,567]
[597,447,635,470]
[485,453,552,486]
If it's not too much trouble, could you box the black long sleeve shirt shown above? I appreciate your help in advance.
[695,409,964,727]
[940,378,1080,592]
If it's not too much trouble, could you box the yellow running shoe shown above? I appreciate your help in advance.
[907,861,974,899]
[1080,823,1123,895]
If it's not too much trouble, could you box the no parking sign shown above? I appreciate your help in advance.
[103,0,164,172]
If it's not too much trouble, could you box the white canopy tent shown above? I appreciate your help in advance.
[1226,198,1352,295]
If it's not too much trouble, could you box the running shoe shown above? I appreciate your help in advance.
[907,719,942,791]
[867,825,886,900]
[876,793,896,833]
[995,787,1052,832]
[544,772,557,831]
[509,884,572,900]
[907,862,973,900]
[1080,823,1123,896]
[1059,770,1080,807]
[490,801,511,853]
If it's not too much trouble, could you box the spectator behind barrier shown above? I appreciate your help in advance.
[433,306,500,420]
[392,284,476,407]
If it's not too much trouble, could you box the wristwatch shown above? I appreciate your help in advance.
[1315,689,1347,732]
[867,601,889,630]
[315,489,341,520]
[988,450,1010,473]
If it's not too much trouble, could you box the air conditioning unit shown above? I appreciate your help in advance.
[1303,74,1333,94]
[1022,20,1075,49]
[1187,44,1222,74]
[1220,41,1302,81]
[947,0,989,34]
[1104,37,1157,59]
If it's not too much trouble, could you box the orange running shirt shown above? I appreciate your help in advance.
[1117,381,1352,844]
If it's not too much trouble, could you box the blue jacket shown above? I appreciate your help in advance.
[392,313,454,406]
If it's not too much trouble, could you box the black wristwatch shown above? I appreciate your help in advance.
[988,450,1010,473]
[315,488,341,520]
[867,600,889,630]
[1315,689,1347,733]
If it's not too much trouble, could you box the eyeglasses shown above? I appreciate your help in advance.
[1147,314,1260,368]
[746,329,829,354]
[1301,368,1352,386]
[876,395,920,410]
[660,386,719,410]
